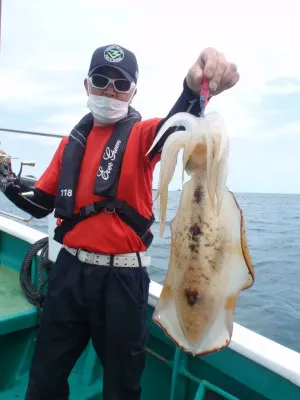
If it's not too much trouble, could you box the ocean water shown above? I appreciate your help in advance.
[1,191,300,354]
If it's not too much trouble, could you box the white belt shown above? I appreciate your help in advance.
[63,245,151,267]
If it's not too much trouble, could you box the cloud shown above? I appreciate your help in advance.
[1,0,300,192]
[280,122,300,136]
[266,79,300,96]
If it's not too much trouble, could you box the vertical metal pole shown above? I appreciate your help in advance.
[0,0,2,49]
[170,348,181,400]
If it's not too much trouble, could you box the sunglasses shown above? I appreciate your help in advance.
[88,74,133,93]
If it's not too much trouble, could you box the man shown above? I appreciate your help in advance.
[2,44,239,400]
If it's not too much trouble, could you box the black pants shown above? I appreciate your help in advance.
[25,248,150,400]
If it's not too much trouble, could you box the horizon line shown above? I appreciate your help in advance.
[152,189,300,195]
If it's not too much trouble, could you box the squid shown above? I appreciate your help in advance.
[146,111,255,356]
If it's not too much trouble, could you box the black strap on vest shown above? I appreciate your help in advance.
[55,108,141,218]
[54,199,155,248]
[53,108,155,248]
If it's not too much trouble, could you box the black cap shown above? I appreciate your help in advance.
[88,44,139,83]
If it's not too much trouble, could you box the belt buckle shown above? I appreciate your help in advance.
[79,203,96,217]
[86,252,95,264]
[105,207,115,214]
[93,254,103,265]
[78,249,94,264]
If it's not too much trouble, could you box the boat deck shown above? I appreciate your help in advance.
[0,265,33,318]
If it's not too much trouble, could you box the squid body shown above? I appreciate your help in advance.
[146,111,255,356]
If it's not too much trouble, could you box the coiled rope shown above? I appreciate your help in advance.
[19,237,52,315]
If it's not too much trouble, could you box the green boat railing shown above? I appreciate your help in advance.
[1,214,300,399]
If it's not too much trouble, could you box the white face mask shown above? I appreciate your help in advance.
[87,95,129,125]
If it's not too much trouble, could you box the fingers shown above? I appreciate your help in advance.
[201,47,218,81]
[218,63,239,92]
[228,72,240,89]
[193,64,204,87]
[223,72,240,92]
[208,52,227,93]
[186,63,203,91]
[186,47,239,95]
[202,49,239,95]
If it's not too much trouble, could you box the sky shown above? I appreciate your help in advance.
[1,0,300,193]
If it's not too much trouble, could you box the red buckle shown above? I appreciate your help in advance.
[200,78,210,109]
[56,218,63,226]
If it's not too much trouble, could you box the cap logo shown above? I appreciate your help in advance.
[104,45,124,63]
